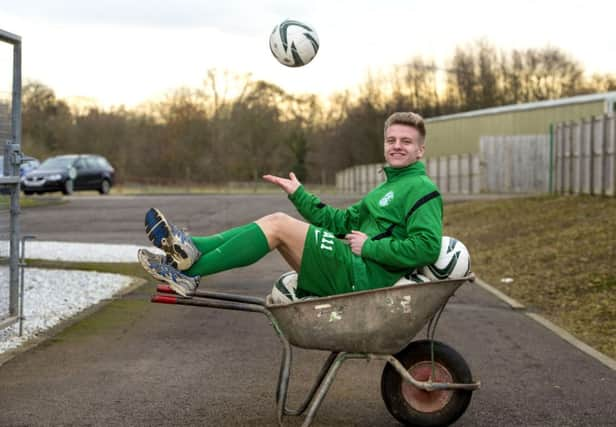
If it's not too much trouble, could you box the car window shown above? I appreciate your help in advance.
[74,158,87,169]
[96,156,112,169]
[85,157,99,169]
[39,156,76,170]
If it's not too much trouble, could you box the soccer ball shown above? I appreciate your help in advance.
[270,271,299,304]
[269,19,319,67]
[393,271,432,286]
[420,236,471,280]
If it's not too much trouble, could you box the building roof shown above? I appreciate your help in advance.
[427,91,616,123]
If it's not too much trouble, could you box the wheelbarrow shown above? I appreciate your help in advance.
[151,275,480,427]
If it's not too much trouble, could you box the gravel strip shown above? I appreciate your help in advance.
[0,241,158,356]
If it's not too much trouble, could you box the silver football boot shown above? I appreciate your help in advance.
[144,208,202,271]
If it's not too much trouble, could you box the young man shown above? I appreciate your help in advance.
[139,112,443,298]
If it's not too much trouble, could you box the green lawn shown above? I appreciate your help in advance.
[443,194,616,359]
[0,195,65,210]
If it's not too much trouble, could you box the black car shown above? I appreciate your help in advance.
[22,154,115,195]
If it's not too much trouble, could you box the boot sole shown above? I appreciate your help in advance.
[138,250,194,297]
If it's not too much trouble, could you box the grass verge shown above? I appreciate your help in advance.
[24,259,152,281]
[0,195,65,210]
[444,194,616,359]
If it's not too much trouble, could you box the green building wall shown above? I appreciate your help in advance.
[424,92,616,158]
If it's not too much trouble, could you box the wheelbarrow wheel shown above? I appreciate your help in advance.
[381,340,473,427]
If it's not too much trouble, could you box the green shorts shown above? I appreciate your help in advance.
[297,225,362,297]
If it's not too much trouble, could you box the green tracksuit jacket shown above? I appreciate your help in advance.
[289,161,443,290]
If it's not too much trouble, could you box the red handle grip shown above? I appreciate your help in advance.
[156,284,175,294]
[151,295,178,304]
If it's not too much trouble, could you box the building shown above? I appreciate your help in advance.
[425,91,616,158]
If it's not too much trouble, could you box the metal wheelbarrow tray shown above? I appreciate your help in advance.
[152,276,480,427]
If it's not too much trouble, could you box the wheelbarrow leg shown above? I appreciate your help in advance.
[301,352,350,427]
[276,338,293,425]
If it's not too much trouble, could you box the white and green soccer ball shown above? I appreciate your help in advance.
[393,271,432,286]
[420,236,471,280]
[269,19,319,67]
[270,271,299,304]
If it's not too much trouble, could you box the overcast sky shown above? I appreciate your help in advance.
[1,0,615,108]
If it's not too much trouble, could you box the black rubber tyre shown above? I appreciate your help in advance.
[381,340,473,427]
[62,179,74,195]
[23,190,33,195]
[99,179,111,195]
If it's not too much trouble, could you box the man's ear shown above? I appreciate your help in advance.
[417,143,426,159]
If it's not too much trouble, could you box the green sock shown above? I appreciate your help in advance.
[191,223,255,254]
[185,223,270,277]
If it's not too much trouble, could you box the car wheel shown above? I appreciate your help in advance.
[99,179,111,195]
[62,179,74,195]
[23,190,33,196]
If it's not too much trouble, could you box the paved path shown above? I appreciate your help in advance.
[0,194,615,426]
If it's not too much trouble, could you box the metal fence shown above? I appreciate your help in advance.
[0,29,22,331]
[554,114,616,196]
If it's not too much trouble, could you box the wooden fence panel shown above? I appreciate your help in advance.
[438,157,448,192]
[335,154,480,194]
[336,114,615,196]
[480,134,550,193]
[459,154,470,194]
[554,125,561,192]
[562,123,572,193]
[606,115,616,196]
[553,114,615,196]
[471,154,481,193]
[592,116,605,195]
[448,155,460,193]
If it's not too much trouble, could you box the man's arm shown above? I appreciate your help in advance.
[263,172,361,234]
[360,196,442,269]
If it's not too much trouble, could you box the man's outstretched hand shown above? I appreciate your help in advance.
[263,172,301,195]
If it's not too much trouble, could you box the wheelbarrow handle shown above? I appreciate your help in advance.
[155,284,266,306]
[151,294,178,304]
[156,284,175,294]
[151,293,268,314]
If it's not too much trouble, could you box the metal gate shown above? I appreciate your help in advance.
[0,29,22,331]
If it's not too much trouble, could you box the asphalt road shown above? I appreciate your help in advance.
[1,193,615,426]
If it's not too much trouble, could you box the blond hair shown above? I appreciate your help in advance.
[384,112,426,140]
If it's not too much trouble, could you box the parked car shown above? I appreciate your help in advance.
[0,154,40,195]
[21,154,115,195]
[0,154,40,176]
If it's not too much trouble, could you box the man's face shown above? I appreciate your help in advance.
[384,124,425,168]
